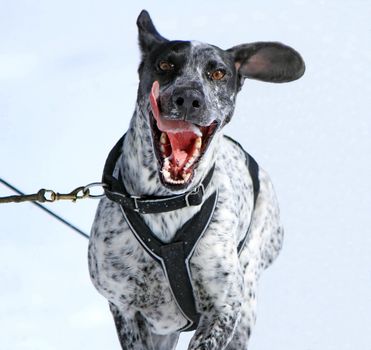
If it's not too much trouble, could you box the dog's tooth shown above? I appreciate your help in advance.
[164,157,171,168]
[184,156,196,170]
[182,173,191,182]
[184,160,192,170]
[186,151,200,167]
[160,133,168,144]
[195,137,202,149]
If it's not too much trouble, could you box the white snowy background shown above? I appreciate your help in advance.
[1,1,370,349]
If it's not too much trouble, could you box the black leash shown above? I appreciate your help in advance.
[0,178,90,239]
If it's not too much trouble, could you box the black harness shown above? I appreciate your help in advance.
[103,134,260,331]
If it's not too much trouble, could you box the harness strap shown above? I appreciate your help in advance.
[121,191,218,331]
[103,135,215,214]
[237,153,260,253]
[223,136,260,254]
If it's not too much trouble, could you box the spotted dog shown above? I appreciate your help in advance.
[88,10,305,350]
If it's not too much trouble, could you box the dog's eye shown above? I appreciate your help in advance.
[210,69,226,81]
[159,61,175,72]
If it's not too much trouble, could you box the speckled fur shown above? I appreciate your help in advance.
[88,10,305,350]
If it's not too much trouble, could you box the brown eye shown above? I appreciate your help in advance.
[159,61,174,71]
[210,69,226,81]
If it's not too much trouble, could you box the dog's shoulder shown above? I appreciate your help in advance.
[221,134,249,159]
[217,135,257,190]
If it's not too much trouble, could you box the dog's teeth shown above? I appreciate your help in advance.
[160,133,168,144]
[184,159,194,170]
[164,157,171,168]
[160,145,166,154]
[184,149,201,170]
[162,156,193,185]
[182,172,191,181]
[166,177,185,185]
[195,137,202,149]
[161,168,187,184]
[189,149,200,162]
[184,160,192,170]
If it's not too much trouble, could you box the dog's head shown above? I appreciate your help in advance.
[135,10,305,190]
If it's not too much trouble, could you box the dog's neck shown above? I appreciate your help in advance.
[119,104,220,197]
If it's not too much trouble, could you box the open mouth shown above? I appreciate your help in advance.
[149,81,218,188]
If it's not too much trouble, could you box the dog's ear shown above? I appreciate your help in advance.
[137,10,168,56]
[227,42,305,85]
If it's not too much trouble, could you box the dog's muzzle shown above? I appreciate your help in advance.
[149,81,218,188]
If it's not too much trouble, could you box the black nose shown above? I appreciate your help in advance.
[172,88,205,120]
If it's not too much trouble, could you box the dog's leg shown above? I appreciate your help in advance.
[149,331,180,350]
[186,241,244,350]
[110,303,150,350]
[188,307,241,350]
[109,303,180,350]
[223,279,258,350]
[225,169,284,350]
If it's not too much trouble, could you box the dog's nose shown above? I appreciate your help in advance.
[172,89,205,120]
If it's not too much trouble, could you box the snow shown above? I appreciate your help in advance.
[1,1,370,349]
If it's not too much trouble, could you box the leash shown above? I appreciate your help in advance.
[0,179,106,204]
[0,178,106,239]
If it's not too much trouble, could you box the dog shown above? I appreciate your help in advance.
[88,10,305,350]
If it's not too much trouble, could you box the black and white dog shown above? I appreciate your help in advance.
[89,10,305,350]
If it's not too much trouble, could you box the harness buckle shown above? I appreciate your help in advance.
[131,195,141,212]
[185,184,205,207]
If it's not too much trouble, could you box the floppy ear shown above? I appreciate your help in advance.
[137,10,169,56]
[227,42,305,85]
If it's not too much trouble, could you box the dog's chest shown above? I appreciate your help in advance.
[89,197,219,331]
[89,199,174,306]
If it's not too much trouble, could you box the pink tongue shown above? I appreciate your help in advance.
[149,81,161,120]
[150,81,201,135]
[167,132,197,168]
[150,81,199,169]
